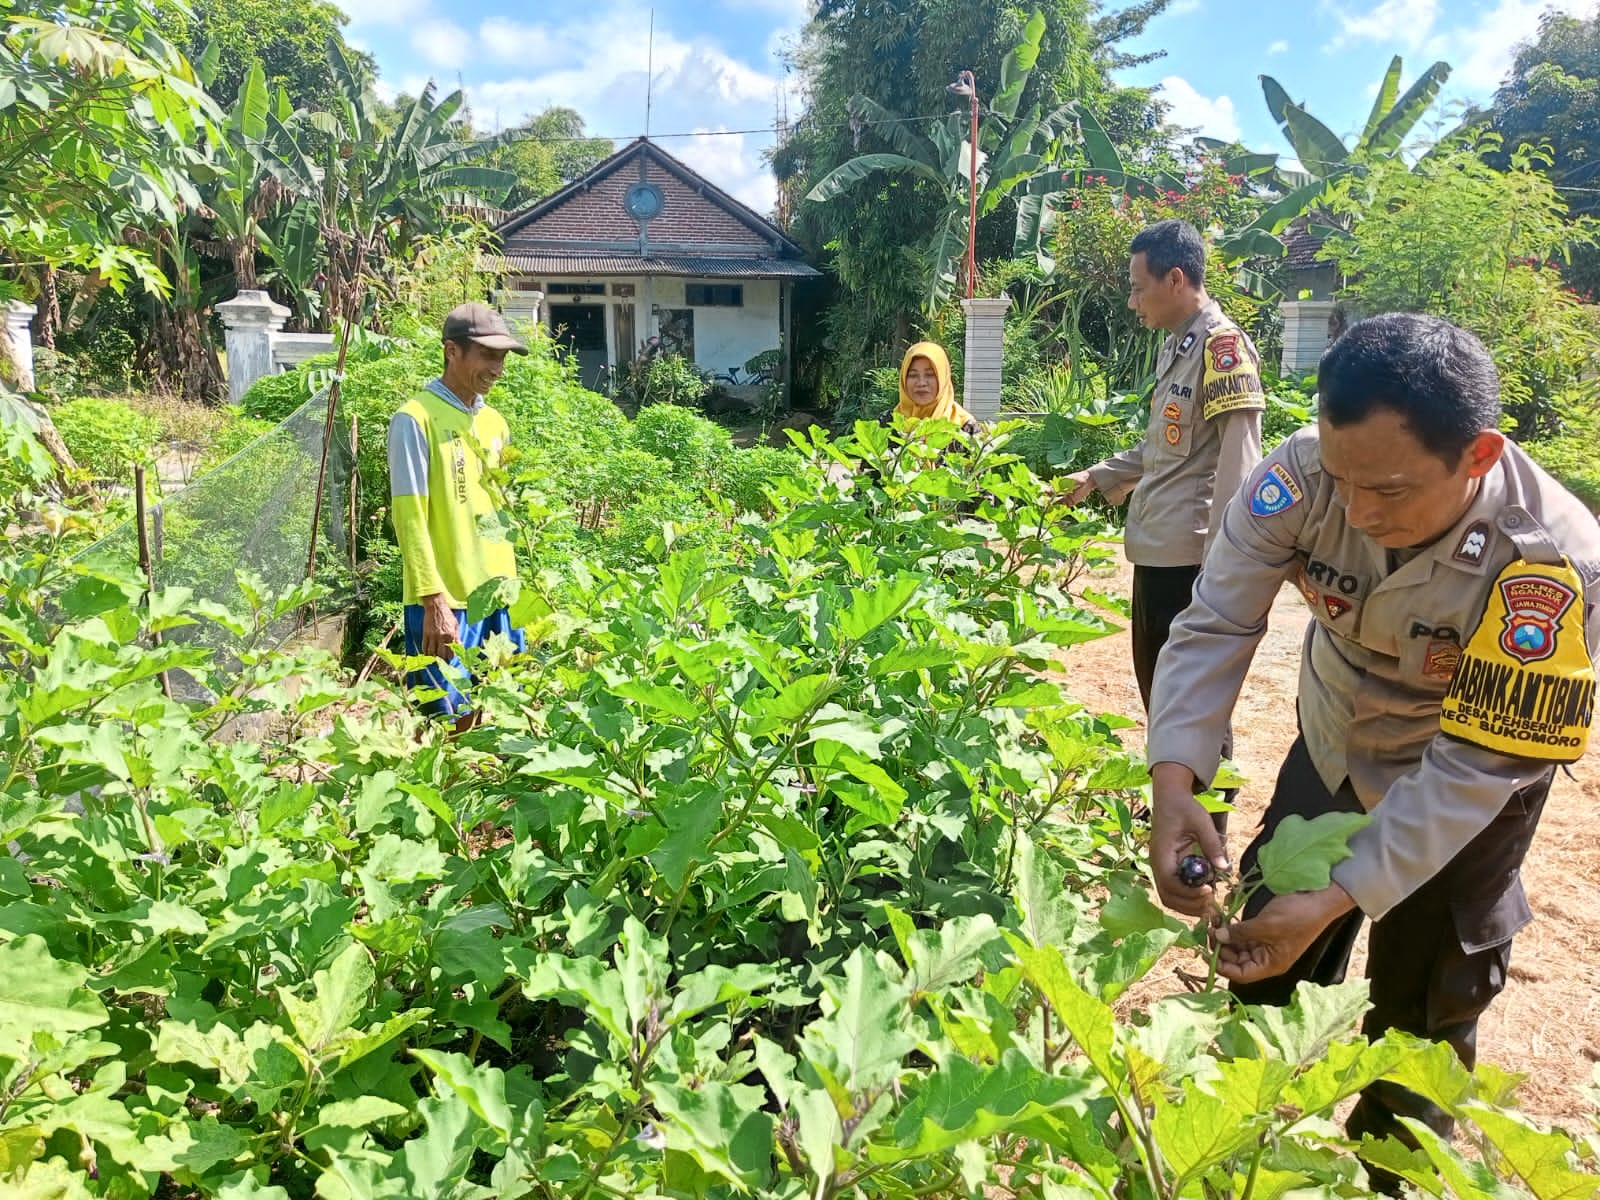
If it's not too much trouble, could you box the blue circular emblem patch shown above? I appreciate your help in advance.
[1512,624,1547,653]
[1249,463,1303,517]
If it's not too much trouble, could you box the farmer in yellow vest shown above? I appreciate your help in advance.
[386,302,527,729]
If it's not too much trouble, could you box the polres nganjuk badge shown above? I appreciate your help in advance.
[1442,558,1595,761]
[1497,573,1575,664]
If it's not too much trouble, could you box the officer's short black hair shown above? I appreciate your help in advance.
[1318,313,1501,463]
[1130,219,1206,289]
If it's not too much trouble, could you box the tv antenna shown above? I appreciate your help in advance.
[644,9,656,137]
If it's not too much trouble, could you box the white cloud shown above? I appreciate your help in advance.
[477,17,563,69]
[1169,0,1203,13]
[411,19,472,71]
[672,130,776,210]
[1325,0,1441,51]
[333,0,431,28]
[339,0,800,212]
[1266,39,1289,55]
[726,0,811,20]
[1438,0,1599,94]
[460,3,791,211]
[1157,75,1241,143]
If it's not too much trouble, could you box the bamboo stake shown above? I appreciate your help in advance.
[304,239,370,635]
[134,466,172,699]
[348,413,359,576]
[355,617,401,687]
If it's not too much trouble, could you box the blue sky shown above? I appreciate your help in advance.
[337,0,1597,214]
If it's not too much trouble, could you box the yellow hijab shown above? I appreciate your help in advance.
[894,342,976,427]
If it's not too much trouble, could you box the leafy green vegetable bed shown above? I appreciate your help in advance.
[2,421,1594,1199]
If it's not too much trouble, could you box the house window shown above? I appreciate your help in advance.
[512,279,544,292]
[611,283,636,297]
[547,282,606,295]
[686,284,743,307]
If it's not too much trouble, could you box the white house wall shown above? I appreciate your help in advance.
[647,278,783,376]
[501,274,782,376]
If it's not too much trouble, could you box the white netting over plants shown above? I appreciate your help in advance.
[71,390,357,697]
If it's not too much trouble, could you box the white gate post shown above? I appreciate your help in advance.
[961,294,1012,423]
[217,290,291,403]
[1279,299,1339,375]
[4,300,37,390]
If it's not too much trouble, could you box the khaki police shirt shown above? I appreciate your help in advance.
[1087,300,1266,567]
[1148,427,1600,919]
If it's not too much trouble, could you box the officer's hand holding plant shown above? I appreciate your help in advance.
[1150,764,1370,989]
[1148,761,1231,918]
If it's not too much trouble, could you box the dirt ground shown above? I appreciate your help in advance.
[1059,558,1600,1129]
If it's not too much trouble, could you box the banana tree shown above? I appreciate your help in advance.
[1251,55,1453,188]
[197,61,287,291]
[805,11,1078,314]
[1009,103,1317,279]
[136,59,287,400]
[131,214,230,402]
[1012,103,1186,274]
[258,198,323,329]
[1195,56,1454,266]
[261,39,516,329]
[1021,57,1454,287]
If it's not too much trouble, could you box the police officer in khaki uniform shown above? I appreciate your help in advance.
[1146,313,1600,1181]
[1064,218,1265,828]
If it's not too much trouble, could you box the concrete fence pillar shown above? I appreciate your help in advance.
[5,300,37,391]
[1279,299,1338,376]
[217,290,291,403]
[961,294,1012,423]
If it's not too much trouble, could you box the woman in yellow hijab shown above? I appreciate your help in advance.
[889,342,981,434]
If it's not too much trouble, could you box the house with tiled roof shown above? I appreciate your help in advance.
[490,138,819,392]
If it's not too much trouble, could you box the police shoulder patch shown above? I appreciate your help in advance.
[1208,332,1242,372]
[1200,329,1265,420]
[1441,557,1596,762]
[1250,462,1304,517]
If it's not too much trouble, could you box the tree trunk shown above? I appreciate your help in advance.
[233,241,258,292]
[0,336,89,495]
[154,305,227,404]
[40,264,59,351]
[27,399,91,495]
[893,311,914,355]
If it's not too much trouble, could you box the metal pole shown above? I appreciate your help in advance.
[948,70,980,300]
[967,85,979,300]
[134,465,172,699]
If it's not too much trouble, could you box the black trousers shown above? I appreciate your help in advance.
[1232,735,1549,1162]
[1132,564,1233,834]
